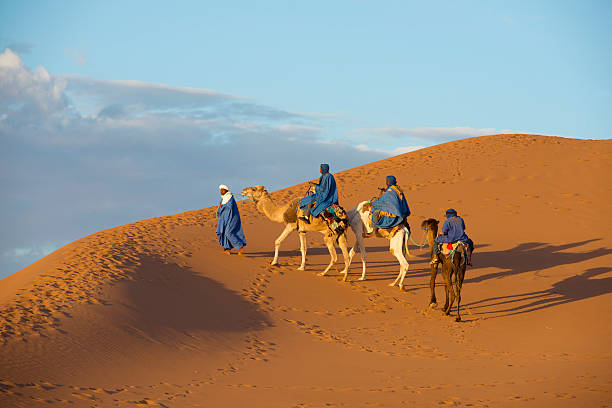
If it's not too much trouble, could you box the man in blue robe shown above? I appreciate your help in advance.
[216,184,247,255]
[371,175,410,229]
[433,208,473,265]
[299,163,338,223]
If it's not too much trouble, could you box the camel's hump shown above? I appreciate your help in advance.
[283,198,300,224]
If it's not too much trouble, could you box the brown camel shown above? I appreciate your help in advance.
[422,218,468,322]
[422,219,441,307]
[241,185,351,280]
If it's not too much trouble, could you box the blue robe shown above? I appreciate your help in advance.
[216,195,246,250]
[435,216,470,244]
[372,185,410,228]
[299,172,338,217]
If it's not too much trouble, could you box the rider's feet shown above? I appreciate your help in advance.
[223,249,231,255]
[299,216,310,224]
[237,248,245,257]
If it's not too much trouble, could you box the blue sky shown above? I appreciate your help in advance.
[1,1,610,278]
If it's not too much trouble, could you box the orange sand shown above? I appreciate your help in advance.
[1,134,611,407]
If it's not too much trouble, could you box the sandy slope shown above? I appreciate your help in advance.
[1,134,611,407]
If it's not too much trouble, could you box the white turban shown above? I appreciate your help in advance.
[219,185,233,205]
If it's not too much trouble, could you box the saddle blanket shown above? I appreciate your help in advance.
[322,204,348,234]
[440,241,466,256]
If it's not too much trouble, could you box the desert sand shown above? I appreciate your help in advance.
[1,134,611,407]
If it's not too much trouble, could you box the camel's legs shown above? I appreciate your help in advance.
[349,233,367,281]
[454,269,462,322]
[338,234,351,282]
[388,231,409,290]
[297,231,307,271]
[358,235,367,280]
[396,254,410,290]
[458,249,467,287]
[429,262,439,308]
[318,235,338,276]
[348,211,368,281]
[272,223,297,266]
[444,287,450,312]
[442,261,456,315]
[441,260,450,313]
[455,254,466,322]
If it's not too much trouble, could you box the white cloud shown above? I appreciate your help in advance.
[355,144,425,156]
[0,48,70,128]
[351,126,512,141]
[65,48,87,65]
[4,243,60,259]
[0,48,22,68]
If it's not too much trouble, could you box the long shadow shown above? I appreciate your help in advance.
[466,239,611,284]
[122,255,271,337]
[464,267,612,318]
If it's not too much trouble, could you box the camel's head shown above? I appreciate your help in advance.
[421,218,439,233]
[356,201,374,234]
[241,185,267,202]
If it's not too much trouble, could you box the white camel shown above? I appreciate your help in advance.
[348,201,412,290]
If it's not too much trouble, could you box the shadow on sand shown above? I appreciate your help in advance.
[465,267,612,318]
[461,239,612,318]
[466,239,611,284]
[120,255,271,338]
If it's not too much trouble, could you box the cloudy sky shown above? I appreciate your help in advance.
[1,1,610,278]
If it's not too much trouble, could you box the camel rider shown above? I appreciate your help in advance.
[299,163,338,224]
[371,175,410,230]
[433,208,474,265]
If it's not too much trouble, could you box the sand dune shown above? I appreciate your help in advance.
[1,134,611,407]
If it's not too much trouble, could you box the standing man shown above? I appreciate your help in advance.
[299,163,338,223]
[216,184,246,256]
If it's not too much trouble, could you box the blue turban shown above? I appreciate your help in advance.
[320,163,330,174]
[386,175,397,186]
[445,208,457,218]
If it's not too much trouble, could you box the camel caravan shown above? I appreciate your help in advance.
[239,164,474,322]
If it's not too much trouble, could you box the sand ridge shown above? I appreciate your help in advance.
[1,134,611,407]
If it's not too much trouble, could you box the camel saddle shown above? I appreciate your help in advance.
[429,241,467,266]
[366,214,409,239]
[321,204,349,235]
[440,241,467,256]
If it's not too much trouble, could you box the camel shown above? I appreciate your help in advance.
[422,218,468,322]
[351,201,412,290]
[422,218,441,308]
[241,185,352,280]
